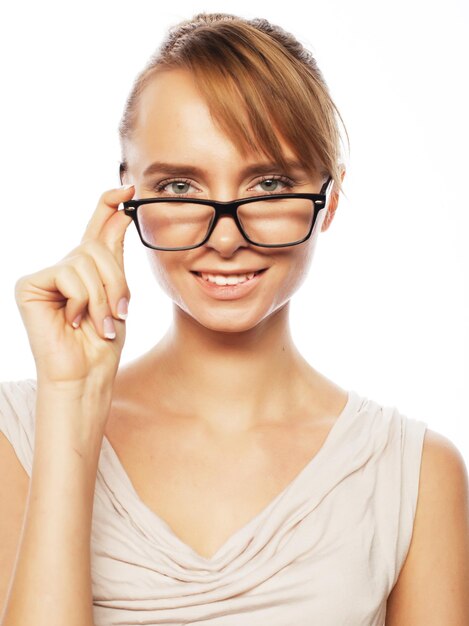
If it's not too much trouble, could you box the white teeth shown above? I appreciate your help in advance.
[201,272,257,285]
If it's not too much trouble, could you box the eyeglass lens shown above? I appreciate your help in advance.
[136,197,316,249]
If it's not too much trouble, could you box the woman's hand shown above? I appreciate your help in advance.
[15,185,136,390]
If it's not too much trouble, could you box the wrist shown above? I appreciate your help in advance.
[36,373,115,403]
[35,377,114,447]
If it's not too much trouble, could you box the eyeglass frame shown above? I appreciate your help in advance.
[122,175,334,251]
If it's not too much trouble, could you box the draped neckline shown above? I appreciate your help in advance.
[100,388,361,566]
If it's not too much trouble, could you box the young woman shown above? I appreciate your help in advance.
[1,12,468,626]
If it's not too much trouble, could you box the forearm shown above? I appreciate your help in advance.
[1,383,112,626]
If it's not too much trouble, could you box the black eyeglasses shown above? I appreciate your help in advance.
[122,175,334,251]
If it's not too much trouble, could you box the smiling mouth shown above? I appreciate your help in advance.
[190,268,267,283]
[191,269,267,277]
[188,267,269,299]
[189,268,268,289]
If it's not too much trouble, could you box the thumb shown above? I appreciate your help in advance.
[82,184,136,243]
[82,184,136,269]
[104,185,136,266]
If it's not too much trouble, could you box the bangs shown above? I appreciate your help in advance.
[154,24,332,183]
[119,14,348,193]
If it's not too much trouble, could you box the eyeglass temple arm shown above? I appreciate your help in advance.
[320,175,334,195]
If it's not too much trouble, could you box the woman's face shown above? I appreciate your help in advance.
[123,69,341,333]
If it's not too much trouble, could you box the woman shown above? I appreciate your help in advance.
[1,12,468,626]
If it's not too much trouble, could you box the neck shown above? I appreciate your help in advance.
[141,301,316,432]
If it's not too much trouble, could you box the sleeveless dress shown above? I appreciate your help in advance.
[0,378,427,626]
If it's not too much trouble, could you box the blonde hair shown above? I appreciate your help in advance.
[118,12,349,196]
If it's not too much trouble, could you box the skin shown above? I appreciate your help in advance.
[117,68,346,435]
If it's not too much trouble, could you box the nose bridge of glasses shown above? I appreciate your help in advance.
[211,199,239,215]
[208,202,244,239]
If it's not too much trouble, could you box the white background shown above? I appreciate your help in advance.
[1,1,468,463]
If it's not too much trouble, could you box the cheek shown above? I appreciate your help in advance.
[285,252,313,293]
[289,214,325,285]
[277,211,324,293]
[145,250,182,302]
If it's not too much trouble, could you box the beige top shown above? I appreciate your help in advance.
[0,378,427,626]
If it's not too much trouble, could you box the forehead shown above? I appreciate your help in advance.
[128,69,300,177]
[135,69,210,135]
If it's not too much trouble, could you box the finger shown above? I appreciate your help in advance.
[76,239,131,322]
[82,184,135,240]
[53,265,91,326]
[81,185,135,268]
[61,254,118,340]
[15,265,88,321]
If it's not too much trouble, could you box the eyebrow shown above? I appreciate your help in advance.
[142,159,308,179]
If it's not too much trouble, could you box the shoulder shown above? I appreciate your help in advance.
[0,378,36,429]
[0,379,37,476]
[0,378,36,406]
[418,429,468,517]
[386,428,469,624]
[418,428,468,491]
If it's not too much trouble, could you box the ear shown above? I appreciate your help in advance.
[321,166,346,232]
[119,162,126,186]
[119,161,134,187]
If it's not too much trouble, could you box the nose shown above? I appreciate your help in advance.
[203,212,249,256]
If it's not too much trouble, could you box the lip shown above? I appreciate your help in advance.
[192,268,266,274]
[191,269,267,300]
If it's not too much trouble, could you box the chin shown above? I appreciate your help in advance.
[178,300,279,334]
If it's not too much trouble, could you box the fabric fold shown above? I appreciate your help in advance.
[0,379,427,626]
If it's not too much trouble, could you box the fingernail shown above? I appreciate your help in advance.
[103,316,116,339]
[72,313,82,328]
[117,297,128,320]
[121,184,134,190]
